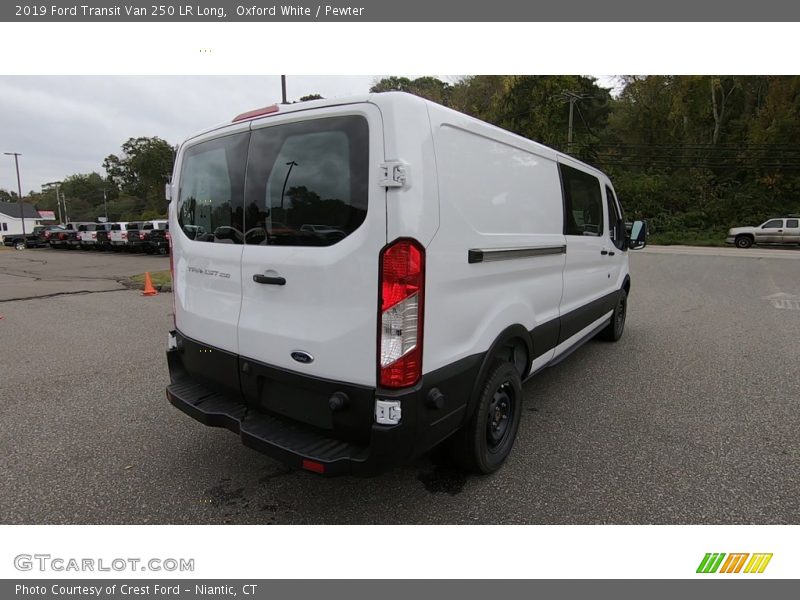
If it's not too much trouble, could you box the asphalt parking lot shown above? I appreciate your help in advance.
[1,245,799,524]
[0,246,168,300]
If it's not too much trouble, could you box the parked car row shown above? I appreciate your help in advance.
[19,220,170,254]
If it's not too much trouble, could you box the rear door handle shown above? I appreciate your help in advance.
[253,274,286,285]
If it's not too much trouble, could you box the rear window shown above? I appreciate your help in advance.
[177,117,368,246]
[178,132,249,243]
[244,115,369,247]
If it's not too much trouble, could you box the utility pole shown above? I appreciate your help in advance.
[560,91,590,155]
[4,152,25,235]
[44,181,63,223]
[281,75,288,104]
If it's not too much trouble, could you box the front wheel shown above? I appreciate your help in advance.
[598,289,627,342]
[450,361,523,474]
[735,235,753,249]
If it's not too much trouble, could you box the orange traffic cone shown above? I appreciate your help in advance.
[141,272,158,296]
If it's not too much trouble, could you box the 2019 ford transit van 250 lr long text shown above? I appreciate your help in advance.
[165,92,648,476]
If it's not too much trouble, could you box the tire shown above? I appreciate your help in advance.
[450,361,523,474]
[598,289,627,342]
[14,240,25,251]
[735,235,753,249]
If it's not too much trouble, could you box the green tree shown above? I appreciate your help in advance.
[370,76,454,105]
[103,136,175,214]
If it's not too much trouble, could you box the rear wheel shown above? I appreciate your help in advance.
[14,240,25,250]
[450,361,523,474]
[735,235,753,249]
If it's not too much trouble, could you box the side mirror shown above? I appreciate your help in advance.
[628,219,648,250]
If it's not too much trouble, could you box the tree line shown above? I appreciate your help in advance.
[1,136,177,223]
[4,76,799,241]
[372,75,800,243]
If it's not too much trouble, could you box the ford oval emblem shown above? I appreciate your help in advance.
[291,351,314,364]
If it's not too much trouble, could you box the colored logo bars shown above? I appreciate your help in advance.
[696,553,773,574]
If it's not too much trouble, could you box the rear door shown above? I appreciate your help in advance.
[172,125,251,364]
[783,218,800,244]
[237,105,385,388]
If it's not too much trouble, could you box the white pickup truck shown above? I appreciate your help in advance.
[727,215,800,248]
[109,222,131,250]
[77,223,113,250]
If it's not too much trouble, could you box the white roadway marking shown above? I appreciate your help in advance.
[641,245,800,259]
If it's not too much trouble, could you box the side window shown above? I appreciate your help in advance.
[605,185,626,250]
[559,164,604,236]
[787,219,799,228]
[762,219,783,229]
[244,115,369,247]
[178,131,250,243]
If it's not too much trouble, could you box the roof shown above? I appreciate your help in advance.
[0,201,41,219]
[180,92,599,176]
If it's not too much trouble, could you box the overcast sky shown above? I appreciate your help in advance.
[0,75,619,195]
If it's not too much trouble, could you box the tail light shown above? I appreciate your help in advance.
[378,239,425,388]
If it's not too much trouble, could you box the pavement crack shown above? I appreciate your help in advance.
[0,288,129,303]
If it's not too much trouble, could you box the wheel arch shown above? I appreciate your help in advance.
[464,324,532,423]
[622,274,631,296]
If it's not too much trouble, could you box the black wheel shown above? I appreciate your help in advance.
[14,240,25,250]
[450,361,523,474]
[598,289,627,342]
[735,235,753,249]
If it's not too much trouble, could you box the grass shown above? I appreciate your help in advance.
[648,231,728,247]
[130,270,172,287]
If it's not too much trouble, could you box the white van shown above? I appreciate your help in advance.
[165,92,647,476]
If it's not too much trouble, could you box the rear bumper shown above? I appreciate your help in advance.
[167,377,375,476]
[166,330,482,476]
